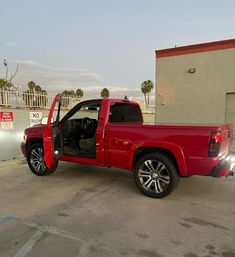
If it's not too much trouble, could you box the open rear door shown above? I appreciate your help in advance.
[43,94,61,169]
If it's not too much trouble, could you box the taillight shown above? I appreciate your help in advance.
[208,131,221,157]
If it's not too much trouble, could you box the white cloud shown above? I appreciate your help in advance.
[5,41,18,47]
[12,59,88,72]
[14,60,36,65]
[78,73,103,82]
[9,59,104,90]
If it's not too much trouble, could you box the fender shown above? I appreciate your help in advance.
[127,141,188,176]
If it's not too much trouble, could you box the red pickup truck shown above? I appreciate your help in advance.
[21,95,234,198]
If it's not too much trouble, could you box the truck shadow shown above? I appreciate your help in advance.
[40,161,235,203]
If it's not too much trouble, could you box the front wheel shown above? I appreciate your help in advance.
[27,143,58,176]
[134,152,180,198]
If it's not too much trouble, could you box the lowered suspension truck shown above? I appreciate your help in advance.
[21,95,234,198]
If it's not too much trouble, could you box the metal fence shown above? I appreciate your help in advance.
[0,90,81,109]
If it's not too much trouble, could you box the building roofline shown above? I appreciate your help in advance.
[155,38,235,58]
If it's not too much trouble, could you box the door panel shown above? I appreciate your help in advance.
[105,124,134,170]
[225,93,235,151]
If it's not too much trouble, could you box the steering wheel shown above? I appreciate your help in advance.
[82,117,93,135]
[82,117,91,129]
[82,117,98,138]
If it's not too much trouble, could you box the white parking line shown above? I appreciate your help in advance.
[13,230,44,257]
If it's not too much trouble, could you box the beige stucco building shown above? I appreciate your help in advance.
[155,39,235,149]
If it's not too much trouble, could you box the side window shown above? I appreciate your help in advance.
[68,104,100,121]
[109,103,142,123]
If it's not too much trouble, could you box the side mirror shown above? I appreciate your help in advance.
[41,116,54,125]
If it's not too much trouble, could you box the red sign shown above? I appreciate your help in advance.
[0,112,14,130]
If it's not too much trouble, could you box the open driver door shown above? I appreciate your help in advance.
[43,94,62,169]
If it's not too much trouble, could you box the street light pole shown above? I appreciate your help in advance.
[3,59,8,81]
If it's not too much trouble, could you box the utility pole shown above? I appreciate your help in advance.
[3,59,8,81]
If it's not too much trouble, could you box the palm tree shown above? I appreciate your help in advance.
[35,85,42,93]
[101,88,109,98]
[24,81,47,107]
[61,90,70,107]
[0,78,6,106]
[146,80,154,107]
[141,82,148,107]
[61,90,69,97]
[76,88,84,98]
[61,89,83,107]
[0,78,7,90]
[28,81,36,93]
[41,89,47,107]
[141,80,154,107]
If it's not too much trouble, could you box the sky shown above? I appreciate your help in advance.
[0,0,235,100]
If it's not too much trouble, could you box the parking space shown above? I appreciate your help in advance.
[0,160,235,257]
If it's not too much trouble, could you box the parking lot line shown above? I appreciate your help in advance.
[13,230,44,257]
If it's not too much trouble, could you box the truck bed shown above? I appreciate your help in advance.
[105,122,232,176]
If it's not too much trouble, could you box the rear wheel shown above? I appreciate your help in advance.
[134,152,180,198]
[27,143,58,176]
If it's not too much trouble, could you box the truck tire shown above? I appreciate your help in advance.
[27,143,58,176]
[134,152,180,198]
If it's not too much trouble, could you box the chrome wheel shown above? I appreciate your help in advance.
[138,159,170,194]
[30,147,47,172]
[134,153,179,198]
[27,143,58,176]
